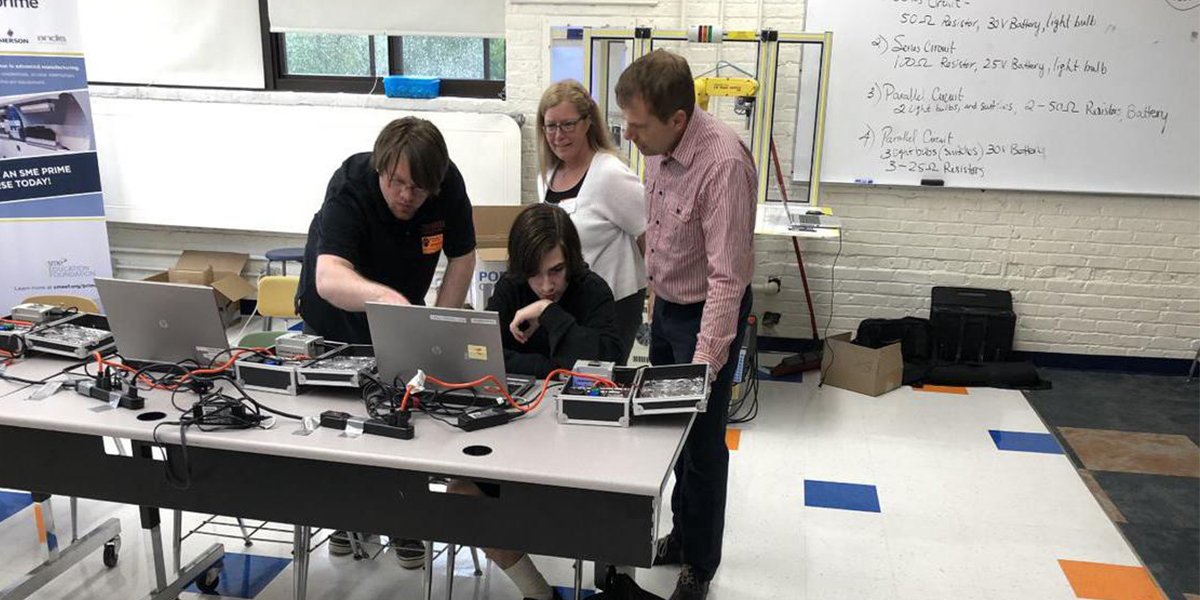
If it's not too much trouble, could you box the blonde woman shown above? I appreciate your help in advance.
[537,79,647,365]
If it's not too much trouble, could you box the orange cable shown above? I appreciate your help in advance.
[401,369,619,413]
[91,348,272,391]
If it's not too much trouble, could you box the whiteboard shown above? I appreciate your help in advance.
[803,0,1200,196]
[92,98,523,233]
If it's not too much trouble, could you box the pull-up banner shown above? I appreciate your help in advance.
[0,0,113,311]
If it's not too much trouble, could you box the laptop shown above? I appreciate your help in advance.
[777,194,842,230]
[365,302,533,405]
[95,278,230,367]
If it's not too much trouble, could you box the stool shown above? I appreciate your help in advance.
[265,247,305,276]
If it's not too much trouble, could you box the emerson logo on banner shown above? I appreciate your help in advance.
[2,29,33,45]
[0,0,114,311]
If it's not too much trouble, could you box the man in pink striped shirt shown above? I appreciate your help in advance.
[617,49,756,600]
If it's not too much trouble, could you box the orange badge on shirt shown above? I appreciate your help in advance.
[421,234,444,255]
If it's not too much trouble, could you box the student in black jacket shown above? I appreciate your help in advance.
[486,203,622,377]
[460,203,619,600]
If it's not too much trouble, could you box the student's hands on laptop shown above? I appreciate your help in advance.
[511,299,553,344]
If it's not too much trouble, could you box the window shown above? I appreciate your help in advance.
[267,32,506,98]
[280,33,389,77]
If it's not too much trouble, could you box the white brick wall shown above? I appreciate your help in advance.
[99,0,1200,359]
[767,188,1200,357]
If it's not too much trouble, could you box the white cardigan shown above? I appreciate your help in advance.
[538,151,647,301]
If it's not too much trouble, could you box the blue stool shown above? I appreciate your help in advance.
[265,247,304,276]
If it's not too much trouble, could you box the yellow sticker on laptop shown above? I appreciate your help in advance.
[467,344,488,360]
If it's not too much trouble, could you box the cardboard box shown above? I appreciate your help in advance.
[144,250,256,327]
[473,205,525,249]
[469,206,524,309]
[819,332,903,397]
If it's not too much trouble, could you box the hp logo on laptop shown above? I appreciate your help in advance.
[158,319,170,329]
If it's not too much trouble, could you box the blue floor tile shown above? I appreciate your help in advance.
[804,480,881,513]
[757,367,805,383]
[0,491,32,523]
[989,430,1064,454]
[554,585,598,598]
[185,552,291,598]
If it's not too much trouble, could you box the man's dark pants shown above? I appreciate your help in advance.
[650,288,752,581]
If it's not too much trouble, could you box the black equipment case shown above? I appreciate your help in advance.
[855,316,932,362]
[930,287,1016,363]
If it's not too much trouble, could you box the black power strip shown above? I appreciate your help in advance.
[320,410,414,440]
[76,380,145,410]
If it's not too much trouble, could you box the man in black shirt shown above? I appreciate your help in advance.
[296,117,476,566]
[298,117,477,344]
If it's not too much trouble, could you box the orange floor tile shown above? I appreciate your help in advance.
[1058,559,1167,600]
[726,428,741,451]
[913,384,969,395]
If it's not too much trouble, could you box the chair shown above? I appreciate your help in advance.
[239,330,288,349]
[21,294,100,313]
[264,247,305,276]
[257,275,300,331]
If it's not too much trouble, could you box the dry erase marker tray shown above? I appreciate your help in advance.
[297,344,377,389]
[557,366,638,427]
[632,363,710,416]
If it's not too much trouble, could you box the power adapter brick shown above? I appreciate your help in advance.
[457,406,516,431]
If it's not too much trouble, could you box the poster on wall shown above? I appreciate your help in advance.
[0,0,113,312]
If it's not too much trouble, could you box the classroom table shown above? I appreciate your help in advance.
[0,355,693,600]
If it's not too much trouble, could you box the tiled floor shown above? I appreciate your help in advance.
[1026,368,1200,600]
[0,356,1173,599]
[1059,429,1200,478]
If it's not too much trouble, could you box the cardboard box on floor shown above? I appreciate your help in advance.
[820,332,903,397]
[144,251,256,327]
[469,205,524,310]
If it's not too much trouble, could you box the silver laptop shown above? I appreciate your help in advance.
[366,302,531,400]
[776,188,842,230]
[95,278,230,365]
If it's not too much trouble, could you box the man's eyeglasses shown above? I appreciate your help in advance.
[385,177,426,197]
[543,117,586,135]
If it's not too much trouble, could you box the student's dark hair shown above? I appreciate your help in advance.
[371,116,450,196]
[614,49,695,123]
[506,203,587,282]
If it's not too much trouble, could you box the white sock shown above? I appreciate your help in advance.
[503,555,553,600]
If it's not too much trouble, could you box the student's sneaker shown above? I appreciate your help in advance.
[389,538,428,569]
[329,531,381,557]
[328,530,352,556]
[652,533,682,566]
[668,565,710,600]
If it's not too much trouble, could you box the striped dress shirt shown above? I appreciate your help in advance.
[644,107,757,374]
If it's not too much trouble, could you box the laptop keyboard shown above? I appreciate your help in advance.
[788,213,823,227]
